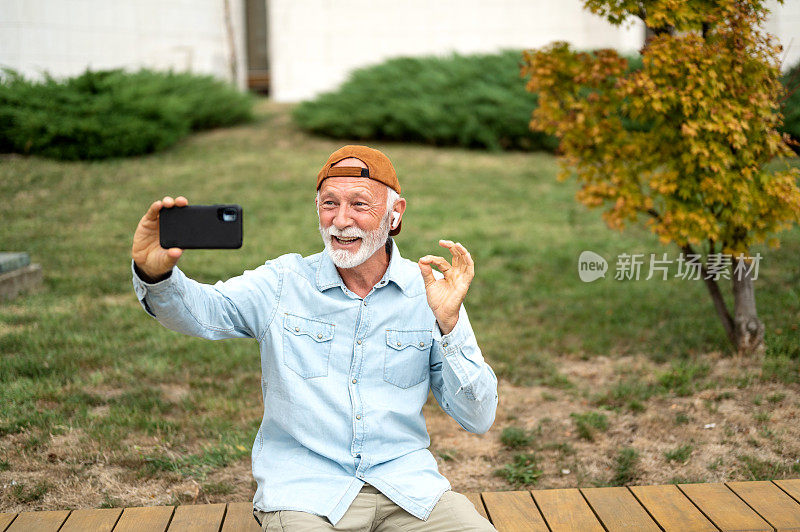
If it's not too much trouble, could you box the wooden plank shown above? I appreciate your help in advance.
[167,503,226,532]
[679,482,772,531]
[60,508,121,532]
[113,506,174,532]
[582,486,661,531]
[5,510,70,532]
[775,479,800,505]
[531,488,604,531]
[728,480,800,531]
[464,492,489,521]
[220,502,260,532]
[481,491,548,532]
[0,513,18,532]
[630,484,717,531]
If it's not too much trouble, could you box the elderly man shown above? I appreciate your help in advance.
[131,145,498,531]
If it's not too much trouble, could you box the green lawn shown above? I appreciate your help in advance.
[1,99,799,502]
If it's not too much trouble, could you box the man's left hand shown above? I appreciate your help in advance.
[418,240,475,336]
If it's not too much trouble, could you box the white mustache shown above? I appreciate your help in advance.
[323,226,367,239]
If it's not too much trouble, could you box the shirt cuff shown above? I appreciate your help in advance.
[131,260,177,316]
[432,309,470,351]
[432,309,476,398]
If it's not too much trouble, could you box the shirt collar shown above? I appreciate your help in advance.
[315,237,415,295]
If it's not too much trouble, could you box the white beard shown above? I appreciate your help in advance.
[319,212,391,269]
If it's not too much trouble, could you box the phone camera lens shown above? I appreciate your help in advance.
[222,208,237,222]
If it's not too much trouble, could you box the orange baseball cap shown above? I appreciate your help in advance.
[317,145,402,236]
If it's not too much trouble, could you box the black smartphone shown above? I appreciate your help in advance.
[159,205,243,249]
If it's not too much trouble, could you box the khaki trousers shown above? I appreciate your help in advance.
[253,483,496,531]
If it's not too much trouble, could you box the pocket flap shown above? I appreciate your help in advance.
[386,329,432,351]
[283,313,334,342]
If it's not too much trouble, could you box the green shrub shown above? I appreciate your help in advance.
[294,50,794,154]
[293,50,646,152]
[0,68,254,160]
[781,59,800,153]
[293,51,558,152]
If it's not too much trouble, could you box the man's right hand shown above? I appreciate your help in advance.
[132,196,188,281]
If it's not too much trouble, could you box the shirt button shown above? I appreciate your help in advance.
[294,327,300,332]
[396,341,401,347]
[443,342,448,347]
[356,414,361,420]
[352,378,357,384]
[363,301,367,306]
[317,333,323,339]
[419,342,425,347]
[357,340,362,345]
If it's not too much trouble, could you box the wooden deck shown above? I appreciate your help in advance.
[2,479,800,531]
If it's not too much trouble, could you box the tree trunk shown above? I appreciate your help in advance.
[732,256,765,354]
[223,0,239,85]
[682,245,736,346]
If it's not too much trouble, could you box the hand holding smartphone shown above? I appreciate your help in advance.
[132,196,243,283]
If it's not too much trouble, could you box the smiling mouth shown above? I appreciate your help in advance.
[333,236,361,246]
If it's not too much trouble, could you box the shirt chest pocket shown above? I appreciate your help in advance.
[282,313,334,379]
[384,329,432,389]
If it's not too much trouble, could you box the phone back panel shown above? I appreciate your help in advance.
[159,205,243,249]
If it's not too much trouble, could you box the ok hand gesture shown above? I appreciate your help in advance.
[418,240,475,335]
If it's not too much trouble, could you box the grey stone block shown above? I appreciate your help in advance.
[0,252,31,274]
[0,264,43,301]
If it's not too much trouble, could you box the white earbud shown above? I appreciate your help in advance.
[391,212,400,228]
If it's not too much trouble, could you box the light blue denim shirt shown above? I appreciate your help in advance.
[131,238,498,525]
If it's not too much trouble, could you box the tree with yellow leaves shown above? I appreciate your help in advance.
[522,0,800,354]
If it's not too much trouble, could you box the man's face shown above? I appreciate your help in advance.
[317,166,391,269]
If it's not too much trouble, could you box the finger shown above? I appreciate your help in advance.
[144,200,162,221]
[175,196,188,207]
[419,255,452,272]
[443,239,468,263]
[438,240,458,262]
[453,242,470,268]
[167,248,183,260]
[451,241,466,263]
[162,196,175,208]
[418,260,436,287]
[464,248,475,277]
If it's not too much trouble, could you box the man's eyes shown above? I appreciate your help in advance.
[322,200,368,207]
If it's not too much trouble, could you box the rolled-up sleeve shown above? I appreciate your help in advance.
[130,259,282,341]
[429,304,498,434]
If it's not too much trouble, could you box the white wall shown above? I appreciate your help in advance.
[764,0,800,72]
[268,0,800,103]
[0,0,247,89]
[2,0,796,99]
[267,0,645,102]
